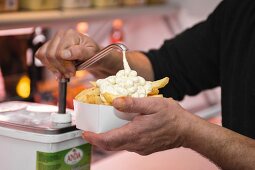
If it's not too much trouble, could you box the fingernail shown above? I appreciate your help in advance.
[82,132,92,143]
[113,97,126,110]
[82,132,86,139]
[62,50,71,59]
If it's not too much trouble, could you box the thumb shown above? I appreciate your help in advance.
[112,97,162,114]
[60,45,97,61]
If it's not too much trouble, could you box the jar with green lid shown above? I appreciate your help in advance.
[122,0,147,6]
[93,0,121,8]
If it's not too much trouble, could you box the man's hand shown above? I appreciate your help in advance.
[36,29,154,80]
[36,29,101,79]
[36,29,128,79]
[82,97,255,170]
[82,97,192,155]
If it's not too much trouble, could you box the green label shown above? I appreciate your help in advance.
[36,143,91,170]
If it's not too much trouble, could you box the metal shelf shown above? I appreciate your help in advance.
[0,4,178,29]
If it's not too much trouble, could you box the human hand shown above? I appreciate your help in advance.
[82,97,193,155]
[35,29,123,79]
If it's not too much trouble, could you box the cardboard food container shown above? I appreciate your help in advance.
[74,100,138,133]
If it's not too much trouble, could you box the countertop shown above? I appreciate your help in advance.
[91,147,219,170]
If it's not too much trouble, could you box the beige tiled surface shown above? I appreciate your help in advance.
[91,148,219,170]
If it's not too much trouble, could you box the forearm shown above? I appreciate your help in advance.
[184,113,255,169]
[127,51,154,81]
[109,50,154,81]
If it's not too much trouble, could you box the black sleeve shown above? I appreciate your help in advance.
[145,1,227,100]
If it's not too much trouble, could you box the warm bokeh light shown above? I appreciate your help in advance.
[112,19,123,29]
[76,22,89,34]
[75,70,89,78]
[16,75,31,98]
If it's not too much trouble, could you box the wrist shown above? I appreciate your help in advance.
[180,111,203,149]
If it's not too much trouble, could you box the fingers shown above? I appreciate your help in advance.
[82,123,137,151]
[82,115,167,154]
[63,44,98,61]
[55,29,81,56]
[45,31,72,78]
[36,41,62,78]
[36,29,98,78]
[36,32,73,78]
[82,98,186,155]
[56,30,98,61]
[112,97,167,114]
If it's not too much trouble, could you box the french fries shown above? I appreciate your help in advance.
[148,88,159,96]
[89,81,97,87]
[75,87,100,103]
[102,93,121,105]
[150,94,163,98]
[151,77,169,89]
[148,77,169,96]
[75,77,169,105]
[86,94,103,104]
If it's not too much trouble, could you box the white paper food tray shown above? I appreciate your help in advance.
[74,100,138,133]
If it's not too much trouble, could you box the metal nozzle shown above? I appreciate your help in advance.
[109,43,128,51]
[58,78,69,114]
[76,43,128,70]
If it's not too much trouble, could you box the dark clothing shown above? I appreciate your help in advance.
[145,0,255,139]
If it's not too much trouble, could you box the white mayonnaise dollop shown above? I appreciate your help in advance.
[96,51,152,97]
